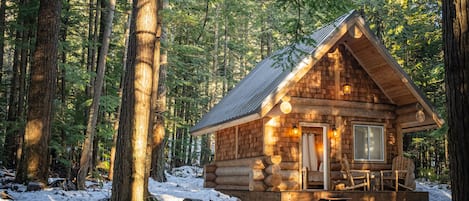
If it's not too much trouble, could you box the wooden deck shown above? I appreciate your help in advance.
[219,190,429,201]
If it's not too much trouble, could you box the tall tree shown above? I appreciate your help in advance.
[442,0,469,200]
[0,0,5,83]
[150,0,167,182]
[77,0,116,190]
[111,0,158,200]
[109,1,132,180]
[16,0,61,184]
[3,0,36,170]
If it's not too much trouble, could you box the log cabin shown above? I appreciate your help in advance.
[190,10,443,201]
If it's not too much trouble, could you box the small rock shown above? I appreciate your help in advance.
[26,181,46,191]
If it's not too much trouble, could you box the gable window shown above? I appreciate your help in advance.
[353,124,384,161]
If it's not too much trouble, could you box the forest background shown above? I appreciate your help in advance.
[0,0,448,190]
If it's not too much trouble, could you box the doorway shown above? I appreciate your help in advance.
[300,124,329,190]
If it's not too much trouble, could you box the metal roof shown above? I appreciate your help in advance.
[190,11,357,134]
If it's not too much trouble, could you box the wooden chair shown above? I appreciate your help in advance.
[380,155,416,191]
[302,167,324,189]
[339,155,370,191]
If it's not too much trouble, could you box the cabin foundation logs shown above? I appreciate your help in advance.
[203,156,302,191]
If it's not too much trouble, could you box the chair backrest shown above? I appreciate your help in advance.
[392,156,413,171]
[392,155,416,189]
[340,155,354,185]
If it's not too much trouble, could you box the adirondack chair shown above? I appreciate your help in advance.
[380,155,416,191]
[339,155,370,191]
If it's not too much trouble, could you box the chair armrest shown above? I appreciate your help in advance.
[350,170,370,174]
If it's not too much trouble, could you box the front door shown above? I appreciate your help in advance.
[301,124,329,190]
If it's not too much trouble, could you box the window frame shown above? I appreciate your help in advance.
[352,124,385,162]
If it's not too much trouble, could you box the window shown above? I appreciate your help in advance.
[353,124,384,161]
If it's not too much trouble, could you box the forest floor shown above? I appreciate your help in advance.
[0,166,451,201]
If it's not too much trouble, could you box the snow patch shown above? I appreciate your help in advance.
[0,167,452,201]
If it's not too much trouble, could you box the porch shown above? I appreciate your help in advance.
[219,190,429,201]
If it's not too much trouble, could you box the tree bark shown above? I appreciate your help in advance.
[111,0,157,200]
[77,0,116,190]
[150,0,167,182]
[0,0,5,85]
[16,0,61,184]
[442,0,469,200]
[108,0,132,181]
[4,0,33,170]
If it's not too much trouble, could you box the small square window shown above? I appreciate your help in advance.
[353,124,384,161]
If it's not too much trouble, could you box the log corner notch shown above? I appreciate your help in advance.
[204,164,217,188]
[263,155,283,191]
[208,156,284,192]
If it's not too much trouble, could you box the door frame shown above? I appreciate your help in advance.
[299,122,330,190]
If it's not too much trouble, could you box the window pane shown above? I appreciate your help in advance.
[353,125,384,161]
[368,126,383,160]
[354,126,368,160]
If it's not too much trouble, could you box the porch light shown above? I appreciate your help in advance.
[332,125,338,137]
[292,124,299,135]
[343,83,352,95]
[280,96,292,114]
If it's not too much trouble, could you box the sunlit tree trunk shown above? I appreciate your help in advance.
[16,0,61,184]
[442,0,469,200]
[77,0,116,190]
[111,0,157,200]
[150,0,167,182]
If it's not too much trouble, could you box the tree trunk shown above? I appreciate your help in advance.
[0,0,5,85]
[150,0,167,182]
[4,0,33,170]
[199,135,211,166]
[108,0,131,180]
[77,0,116,190]
[111,0,157,200]
[58,0,70,180]
[16,0,61,184]
[211,5,219,106]
[442,0,469,200]
[86,0,99,98]
[145,0,162,194]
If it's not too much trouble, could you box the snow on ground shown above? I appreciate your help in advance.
[0,167,452,201]
[416,179,452,201]
[0,166,239,201]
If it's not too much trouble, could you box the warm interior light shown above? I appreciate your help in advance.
[332,125,338,137]
[280,101,292,114]
[343,83,351,95]
[292,124,299,135]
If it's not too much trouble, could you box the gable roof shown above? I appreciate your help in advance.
[191,10,444,135]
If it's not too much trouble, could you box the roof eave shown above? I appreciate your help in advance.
[260,11,361,117]
[354,15,445,128]
[191,113,262,136]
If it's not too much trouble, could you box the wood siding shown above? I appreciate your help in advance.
[288,44,391,104]
[216,119,264,161]
[215,127,236,161]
